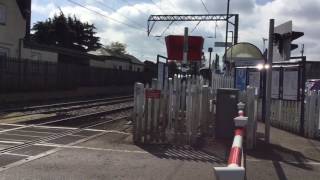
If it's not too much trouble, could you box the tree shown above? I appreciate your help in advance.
[31,12,101,52]
[104,41,127,54]
[168,61,179,77]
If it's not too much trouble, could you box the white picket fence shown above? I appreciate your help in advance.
[304,91,320,138]
[254,91,320,139]
[212,73,234,94]
[270,100,301,134]
[133,74,234,145]
[244,87,259,149]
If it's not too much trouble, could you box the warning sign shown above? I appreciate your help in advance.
[145,90,161,99]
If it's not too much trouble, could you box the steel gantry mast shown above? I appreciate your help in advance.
[147,14,239,44]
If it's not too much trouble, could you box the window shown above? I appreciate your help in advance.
[0,4,6,25]
[0,47,9,57]
[31,52,41,61]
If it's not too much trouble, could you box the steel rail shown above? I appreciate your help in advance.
[0,97,133,121]
[1,95,132,113]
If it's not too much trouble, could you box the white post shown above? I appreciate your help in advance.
[166,78,174,142]
[151,78,159,142]
[246,87,257,149]
[200,85,209,135]
[133,82,144,144]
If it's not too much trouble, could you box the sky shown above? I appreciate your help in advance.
[30,0,320,62]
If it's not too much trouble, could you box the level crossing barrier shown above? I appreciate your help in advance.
[213,103,248,180]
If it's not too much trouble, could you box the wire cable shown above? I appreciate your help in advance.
[120,0,150,17]
[66,0,145,32]
[191,21,201,33]
[66,0,165,47]
[149,0,164,14]
[159,21,174,37]
[92,0,146,28]
[200,0,210,14]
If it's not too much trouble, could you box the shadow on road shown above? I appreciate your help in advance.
[247,138,319,170]
[137,140,230,165]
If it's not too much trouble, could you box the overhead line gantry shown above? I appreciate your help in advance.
[147,14,239,44]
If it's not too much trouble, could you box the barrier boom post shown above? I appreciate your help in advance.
[213,102,248,180]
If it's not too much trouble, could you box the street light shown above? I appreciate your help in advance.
[256,63,270,70]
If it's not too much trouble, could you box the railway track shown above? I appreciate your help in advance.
[0,94,133,158]
[0,96,133,123]
[0,105,133,155]
[1,95,132,113]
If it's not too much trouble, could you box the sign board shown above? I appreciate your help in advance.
[282,70,299,100]
[145,90,161,99]
[234,59,264,67]
[214,42,232,48]
[235,68,247,91]
[249,71,260,90]
[271,70,280,99]
[165,35,204,61]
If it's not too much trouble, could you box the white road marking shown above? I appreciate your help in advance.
[0,126,28,133]
[34,143,148,154]
[0,140,22,144]
[33,125,77,130]
[0,123,25,127]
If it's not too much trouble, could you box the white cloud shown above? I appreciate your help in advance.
[31,0,320,61]
[31,0,56,15]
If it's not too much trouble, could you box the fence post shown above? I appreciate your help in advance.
[246,87,257,149]
[144,84,151,143]
[133,82,145,144]
[200,85,209,136]
[150,79,158,142]
[166,78,174,142]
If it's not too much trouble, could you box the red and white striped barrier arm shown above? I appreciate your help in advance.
[228,128,244,167]
[213,102,247,180]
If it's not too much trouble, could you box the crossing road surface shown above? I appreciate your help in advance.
[246,123,320,180]
[0,122,319,179]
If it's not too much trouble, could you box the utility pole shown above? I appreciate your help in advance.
[208,47,213,70]
[301,44,305,56]
[224,0,230,73]
[265,19,274,144]
[182,27,189,73]
[262,38,268,52]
